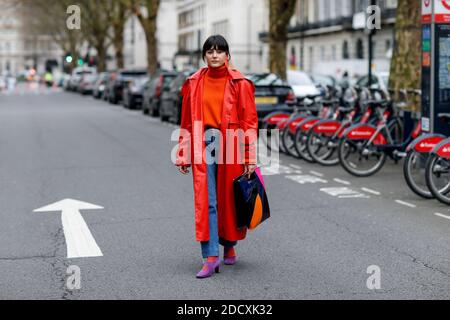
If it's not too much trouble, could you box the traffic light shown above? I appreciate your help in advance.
[77,58,84,66]
[65,54,73,63]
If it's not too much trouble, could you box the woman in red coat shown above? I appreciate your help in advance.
[176,35,258,278]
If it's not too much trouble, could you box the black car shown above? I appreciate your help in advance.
[122,75,150,109]
[245,73,296,119]
[108,69,148,104]
[159,70,196,124]
[93,72,109,99]
[142,71,178,116]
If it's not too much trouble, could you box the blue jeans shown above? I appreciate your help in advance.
[201,130,237,259]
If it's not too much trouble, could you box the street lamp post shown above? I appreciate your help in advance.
[368,0,377,87]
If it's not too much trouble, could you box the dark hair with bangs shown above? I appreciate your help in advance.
[202,35,231,61]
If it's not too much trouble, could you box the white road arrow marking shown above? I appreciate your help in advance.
[34,199,103,259]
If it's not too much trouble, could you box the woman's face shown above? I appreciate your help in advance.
[204,47,228,68]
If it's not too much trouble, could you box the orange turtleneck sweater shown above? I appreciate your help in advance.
[203,64,228,129]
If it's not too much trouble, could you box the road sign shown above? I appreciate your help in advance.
[422,0,432,24]
[436,0,450,22]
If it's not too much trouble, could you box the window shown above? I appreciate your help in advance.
[353,0,366,13]
[323,0,331,20]
[385,0,398,9]
[385,39,391,52]
[342,40,349,59]
[356,38,364,59]
[212,20,229,39]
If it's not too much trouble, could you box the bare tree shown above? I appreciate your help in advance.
[131,0,161,75]
[18,0,84,71]
[268,0,297,80]
[388,0,421,111]
[110,1,132,69]
[77,0,116,72]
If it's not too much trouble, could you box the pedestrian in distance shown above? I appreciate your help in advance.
[176,35,259,279]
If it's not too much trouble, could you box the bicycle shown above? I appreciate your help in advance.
[425,134,450,205]
[337,88,419,177]
[261,95,317,153]
[403,112,448,199]
[291,86,343,162]
[305,87,376,166]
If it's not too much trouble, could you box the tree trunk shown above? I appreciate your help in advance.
[112,1,128,70]
[114,23,125,69]
[95,44,107,72]
[144,22,158,74]
[134,0,160,75]
[388,0,421,111]
[268,0,297,80]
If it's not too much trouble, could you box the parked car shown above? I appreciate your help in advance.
[67,67,97,92]
[311,74,337,88]
[102,71,117,101]
[107,69,148,104]
[159,70,196,124]
[286,70,321,99]
[93,72,109,99]
[122,75,150,109]
[78,73,98,95]
[142,70,178,116]
[355,72,390,93]
[245,73,297,119]
[60,74,71,89]
[0,76,6,92]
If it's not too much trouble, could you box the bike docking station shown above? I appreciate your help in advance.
[421,0,450,135]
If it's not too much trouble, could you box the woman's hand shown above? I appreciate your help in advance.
[178,165,190,175]
[244,164,257,178]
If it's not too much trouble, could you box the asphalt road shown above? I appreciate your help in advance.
[0,85,449,300]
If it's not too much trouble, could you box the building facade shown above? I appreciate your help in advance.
[0,1,62,76]
[260,0,398,78]
[124,0,178,71]
[175,0,268,73]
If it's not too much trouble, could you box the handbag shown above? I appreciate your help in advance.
[233,167,270,230]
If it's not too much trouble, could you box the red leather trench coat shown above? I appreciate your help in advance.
[176,66,258,242]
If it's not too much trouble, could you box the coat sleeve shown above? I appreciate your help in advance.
[237,79,258,165]
[176,80,192,167]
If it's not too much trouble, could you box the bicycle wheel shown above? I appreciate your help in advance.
[306,130,339,166]
[261,121,281,152]
[425,153,450,205]
[294,127,315,163]
[403,150,433,199]
[282,127,300,158]
[338,137,387,177]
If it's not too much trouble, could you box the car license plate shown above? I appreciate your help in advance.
[255,96,277,104]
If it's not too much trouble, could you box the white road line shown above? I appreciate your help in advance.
[310,171,324,177]
[286,175,328,184]
[320,187,369,199]
[361,187,381,196]
[338,194,370,199]
[289,164,302,170]
[395,200,416,208]
[333,178,351,185]
[434,213,450,220]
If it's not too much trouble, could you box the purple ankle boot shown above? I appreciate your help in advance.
[196,259,220,278]
[223,255,237,265]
